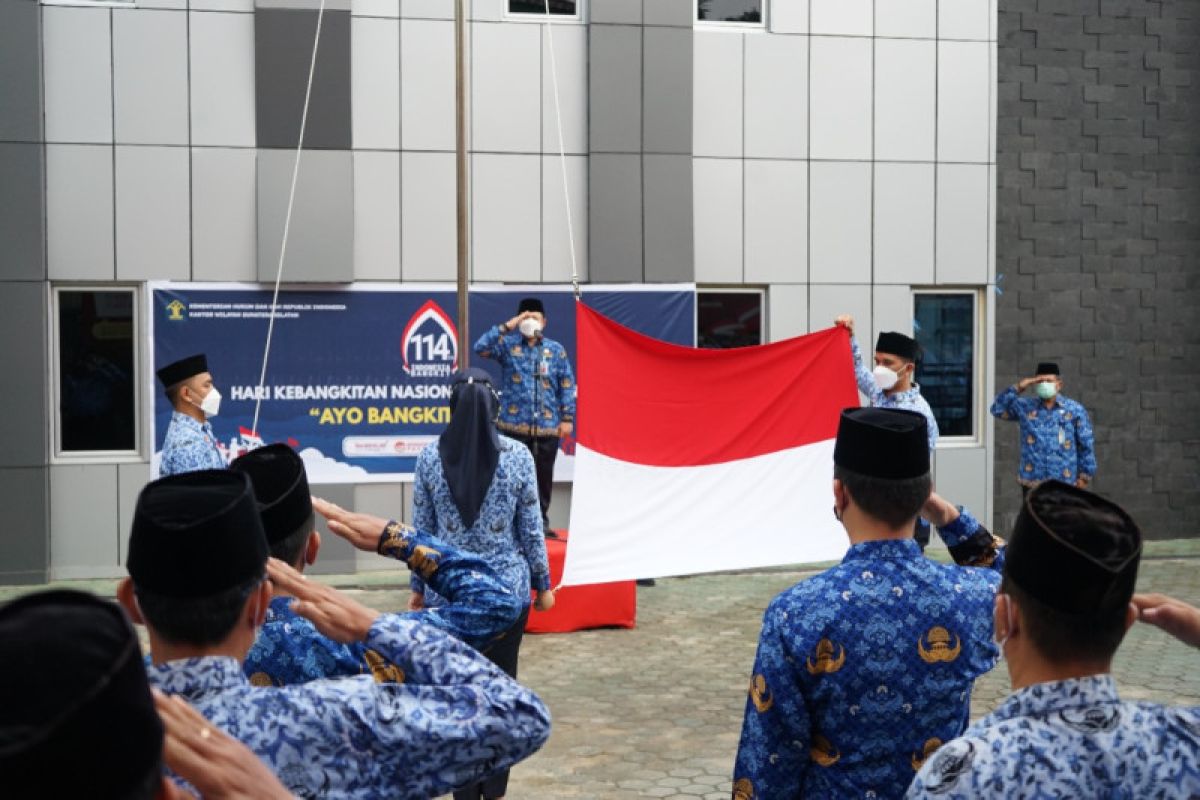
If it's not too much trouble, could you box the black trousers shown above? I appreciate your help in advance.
[453,605,531,800]
[511,432,559,527]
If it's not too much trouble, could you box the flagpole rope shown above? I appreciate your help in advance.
[542,1,582,301]
[252,0,327,435]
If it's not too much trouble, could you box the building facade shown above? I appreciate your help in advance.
[0,0,999,582]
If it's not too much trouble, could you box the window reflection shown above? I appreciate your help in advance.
[697,0,762,23]
[58,290,136,452]
[914,293,976,438]
[698,291,763,349]
[509,0,577,15]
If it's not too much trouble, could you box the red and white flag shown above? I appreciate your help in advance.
[561,303,861,586]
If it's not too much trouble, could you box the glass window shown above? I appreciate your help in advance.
[697,290,763,349]
[55,289,138,454]
[697,0,763,23]
[914,292,977,438]
[508,0,578,16]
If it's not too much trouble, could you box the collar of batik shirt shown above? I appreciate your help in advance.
[989,673,1120,723]
[842,538,924,564]
[170,409,214,436]
[147,655,248,700]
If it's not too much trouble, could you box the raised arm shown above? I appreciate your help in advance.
[312,499,523,647]
[990,378,1037,421]
[923,493,1006,572]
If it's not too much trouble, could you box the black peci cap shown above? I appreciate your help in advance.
[834,407,931,480]
[128,470,268,598]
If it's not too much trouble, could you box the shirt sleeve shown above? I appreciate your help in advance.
[905,738,982,799]
[733,602,811,800]
[511,448,551,590]
[244,619,371,685]
[1074,403,1097,478]
[555,345,576,422]
[316,615,552,799]
[377,522,524,648]
[990,385,1025,421]
[474,324,512,365]
[850,335,878,401]
[934,506,1007,573]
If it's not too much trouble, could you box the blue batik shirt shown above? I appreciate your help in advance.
[412,435,550,604]
[159,411,225,476]
[474,326,576,438]
[733,511,1003,800]
[245,523,525,686]
[908,675,1200,798]
[149,614,551,800]
[990,385,1096,485]
[852,337,939,453]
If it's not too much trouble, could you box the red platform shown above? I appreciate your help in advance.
[526,531,637,634]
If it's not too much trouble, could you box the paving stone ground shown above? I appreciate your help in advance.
[502,555,1200,799]
[4,547,1197,799]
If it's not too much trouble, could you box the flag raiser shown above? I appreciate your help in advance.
[561,303,862,586]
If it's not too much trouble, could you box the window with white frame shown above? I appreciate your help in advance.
[697,288,764,349]
[913,291,980,440]
[53,287,140,457]
[508,0,580,18]
[697,0,764,24]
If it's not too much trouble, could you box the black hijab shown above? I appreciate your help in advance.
[439,368,501,530]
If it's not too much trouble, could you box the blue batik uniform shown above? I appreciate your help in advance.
[149,614,550,800]
[474,326,576,438]
[159,411,225,476]
[733,510,1003,800]
[851,337,939,452]
[411,436,551,604]
[245,524,522,686]
[990,386,1096,486]
[908,675,1200,798]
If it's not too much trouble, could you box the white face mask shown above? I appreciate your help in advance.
[519,318,543,338]
[873,365,900,391]
[195,387,221,418]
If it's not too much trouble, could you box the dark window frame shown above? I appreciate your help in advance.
[51,285,144,461]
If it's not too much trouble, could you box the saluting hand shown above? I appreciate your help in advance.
[1133,593,1200,649]
[312,497,389,553]
[154,689,296,800]
[267,558,381,644]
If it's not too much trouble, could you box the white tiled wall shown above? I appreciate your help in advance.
[189,11,257,147]
[692,5,997,526]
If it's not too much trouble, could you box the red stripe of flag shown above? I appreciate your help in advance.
[575,303,860,467]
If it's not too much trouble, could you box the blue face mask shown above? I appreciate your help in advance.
[1035,381,1058,400]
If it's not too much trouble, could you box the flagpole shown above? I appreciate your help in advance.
[454,0,470,367]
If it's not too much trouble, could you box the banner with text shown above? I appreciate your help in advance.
[149,283,694,482]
